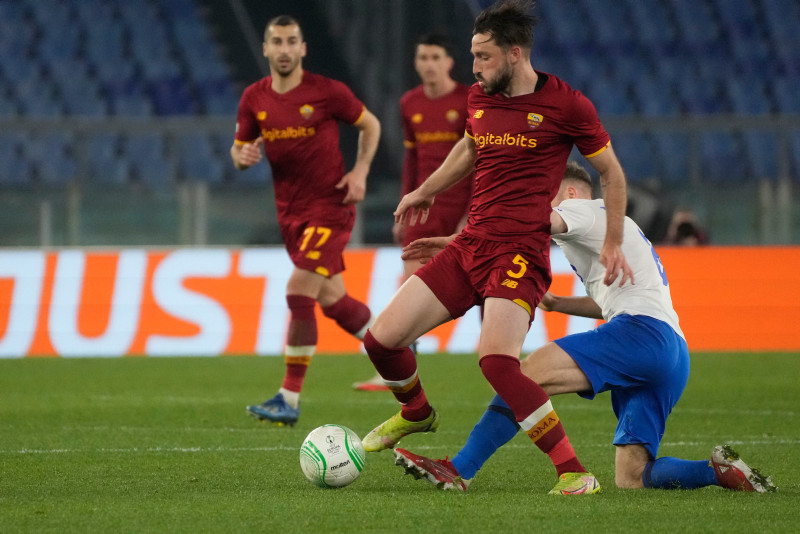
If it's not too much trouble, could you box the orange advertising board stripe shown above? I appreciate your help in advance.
[657,246,800,351]
[0,246,798,358]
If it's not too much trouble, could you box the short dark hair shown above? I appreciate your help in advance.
[473,0,538,51]
[264,15,303,41]
[563,161,593,190]
[415,33,455,58]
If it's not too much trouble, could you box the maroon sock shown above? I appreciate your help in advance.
[363,329,431,421]
[321,294,372,338]
[479,353,585,475]
[282,295,317,392]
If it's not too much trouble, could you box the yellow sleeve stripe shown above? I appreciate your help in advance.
[404,140,415,148]
[584,141,610,159]
[234,138,259,146]
[464,130,475,140]
[352,106,367,125]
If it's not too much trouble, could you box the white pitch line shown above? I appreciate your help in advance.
[1,438,796,456]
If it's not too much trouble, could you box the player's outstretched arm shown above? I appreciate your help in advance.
[395,136,476,226]
[588,145,634,287]
[230,137,264,170]
[337,109,381,204]
[538,291,603,319]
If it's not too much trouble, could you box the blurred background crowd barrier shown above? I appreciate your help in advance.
[1,0,799,247]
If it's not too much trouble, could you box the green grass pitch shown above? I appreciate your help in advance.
[1,352,798,533]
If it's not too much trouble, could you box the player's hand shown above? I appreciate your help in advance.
[600,242,634,287]
[401,235,455,264]
[394,190,434,226]
[237,137,264,167]
[336,169,367,204]
[537,291,557,312]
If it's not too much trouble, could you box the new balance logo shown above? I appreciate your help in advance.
[501,278,518,289]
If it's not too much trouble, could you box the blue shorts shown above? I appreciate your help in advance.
[554,314,690,459]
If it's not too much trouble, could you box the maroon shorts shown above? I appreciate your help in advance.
[279,209,355,277]
[415,231,551,324]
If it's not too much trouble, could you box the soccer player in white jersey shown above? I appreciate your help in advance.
[395,162,776,493]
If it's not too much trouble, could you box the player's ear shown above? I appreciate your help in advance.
[567,185,578,199]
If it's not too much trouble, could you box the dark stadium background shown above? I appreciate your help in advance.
[1,0,798,246]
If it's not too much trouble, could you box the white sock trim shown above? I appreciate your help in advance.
[278,388,300,408]
[518,400,554,432]
[354,314,375,340]
[285,345,316,357]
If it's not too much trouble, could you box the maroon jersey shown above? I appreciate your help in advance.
[399,83,474,244]
[234,71,366,223]
[464,72,610,249]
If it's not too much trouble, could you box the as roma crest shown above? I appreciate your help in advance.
[527,112,543,129]
[300,104,314,119]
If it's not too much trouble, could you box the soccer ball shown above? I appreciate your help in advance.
[299,424,366,488]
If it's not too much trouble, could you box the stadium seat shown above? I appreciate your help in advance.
[651,132,690,183]
[175,133,224,183]
[148,78,197,116]
[772,78,800,114]
[0,134,27,184]
[699,131,747,182]
[611,132,657,182]
[741,131,780,180]
[726,76,773,115]
[790,131,800,180]
[23,132,77,184]
[84,134,130,184]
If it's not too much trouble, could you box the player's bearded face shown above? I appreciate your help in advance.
[471,34,513,96]
[264,24,305,77]
[476,61,512,95]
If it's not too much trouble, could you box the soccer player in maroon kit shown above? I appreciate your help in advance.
[230,15,381,426]
[360,0,633,495]
[395,33,473,279]
[353,33,473,392]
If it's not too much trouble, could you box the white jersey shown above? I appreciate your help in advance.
[552,198,684,339]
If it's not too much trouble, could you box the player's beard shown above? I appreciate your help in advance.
[478,62,512,96]
[271,55,302,78]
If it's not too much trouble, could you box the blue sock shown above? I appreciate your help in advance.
[451,395,520,479]
[642,457,718,489]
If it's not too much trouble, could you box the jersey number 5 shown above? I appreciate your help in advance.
[507,254,529,278]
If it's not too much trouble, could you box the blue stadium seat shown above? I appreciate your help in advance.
[670,1,721,47]
[148,78,197,115]
[651,132,690,183]
[105,79,154,116]
[125,133,174,186]
[0,95,20,118]
[175,133,224,183]
[24,133,77,184]
[626,0,675,47]
[582,76,636,116]
[611,132,657,182]
[0,134,27,184]
[772,78,800,114]
[726,77,773,115]
[630,75,680,117]
[85,134,130,184]
[790,131,800,181]
[741,131,779,180]
[675,73,726,114]
[699,132,746,182]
